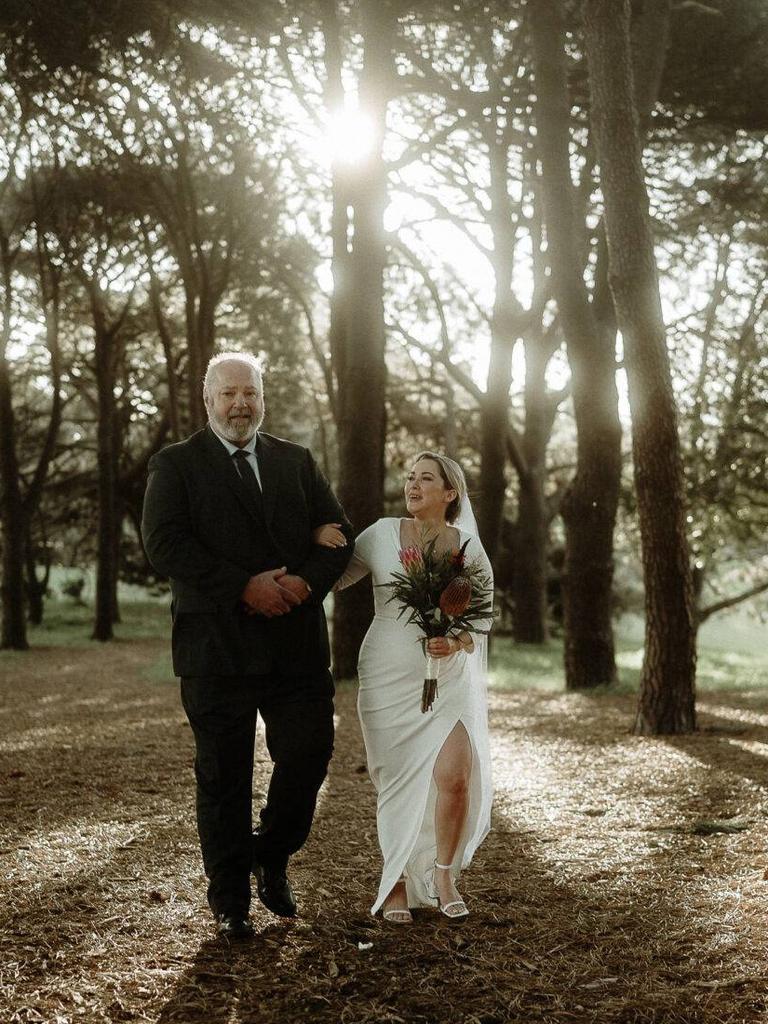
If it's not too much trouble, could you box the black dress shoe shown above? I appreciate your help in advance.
[216,913,255,940]
[253,861,297,918]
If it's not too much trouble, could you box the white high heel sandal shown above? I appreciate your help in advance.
[425,861,469,920]
[382,877,413,924]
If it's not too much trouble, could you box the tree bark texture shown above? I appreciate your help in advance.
[480,107,560,644]
[24,525,47,627]
[145,234,181,442]
[530,0,622,685]
[0,358,28,649]
[22,194,65,630]
[510,333,563,644]
[583,0,697,734]
[325,0,392,678]
[511,470,549,643]
[92,337,118,641]
[88,284,130,642]
[0,220,28,649]
[477,130,517,567]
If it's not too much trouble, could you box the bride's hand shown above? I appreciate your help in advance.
[426,636,459,658]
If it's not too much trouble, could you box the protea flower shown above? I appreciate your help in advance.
[439,576,472,617]
[399,546,424,573]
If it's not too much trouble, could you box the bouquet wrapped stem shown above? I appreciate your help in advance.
[422,652,440,713]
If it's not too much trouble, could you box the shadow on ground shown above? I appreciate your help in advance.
[3,644,768,1023]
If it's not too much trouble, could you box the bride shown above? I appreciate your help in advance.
[315,451,494,923]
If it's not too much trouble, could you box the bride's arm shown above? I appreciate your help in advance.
[332,522,378,591]
[333,553,371,591]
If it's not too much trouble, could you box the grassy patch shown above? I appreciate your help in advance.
[0,598,170,655]
[490,630,768,695]
[489,637,566,693]
[689,644,768,692]
[5,600,766,699]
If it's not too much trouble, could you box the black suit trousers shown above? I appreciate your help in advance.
[180,670,334,917]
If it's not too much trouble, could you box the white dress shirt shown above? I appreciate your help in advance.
[211,427,262,489]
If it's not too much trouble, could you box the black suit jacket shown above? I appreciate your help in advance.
[141,426,354,678]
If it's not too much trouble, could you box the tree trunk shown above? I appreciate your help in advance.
[327,0,393,678]
[111,495,122,625]
[511,471,548,643]
[510,333,559,644]
[321,0,360,679]
[477,135,517,565]
[583,0,696,733]
[24,525,46,627]
[186,303,216,431]
[477,327,513,567]
[0,358,28,650]
[0,224,28,649]
[145,236,182,442]
[21,184,65,632]
[92,339,118,642]
[154,139,232,435]
[319,0,348,392]
[479,122,560,644]
[530,0,622,686]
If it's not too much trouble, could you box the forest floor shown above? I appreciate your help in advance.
[2,633,768,1024]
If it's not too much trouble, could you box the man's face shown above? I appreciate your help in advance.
[204,360,264,446]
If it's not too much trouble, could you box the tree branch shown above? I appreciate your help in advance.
[698,579,768,624]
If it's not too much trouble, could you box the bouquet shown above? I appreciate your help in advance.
[382,535,493,713]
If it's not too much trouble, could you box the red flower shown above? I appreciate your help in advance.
[439,576,472,617]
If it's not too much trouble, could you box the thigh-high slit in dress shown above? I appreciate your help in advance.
[336,518,494,914]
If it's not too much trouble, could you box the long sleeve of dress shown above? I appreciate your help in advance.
[333,521,379,591]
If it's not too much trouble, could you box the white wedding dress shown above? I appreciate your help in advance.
[336,517,494,914]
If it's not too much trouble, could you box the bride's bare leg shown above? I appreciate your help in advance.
[433,722,472,907]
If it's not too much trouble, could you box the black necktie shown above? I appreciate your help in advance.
[232,449,262,507]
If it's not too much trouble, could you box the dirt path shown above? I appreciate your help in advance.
[2,640,768,1023]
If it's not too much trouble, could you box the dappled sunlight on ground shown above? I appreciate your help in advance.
[725,738,768,759]
[699,701,768,730]
[3,644,768,1022]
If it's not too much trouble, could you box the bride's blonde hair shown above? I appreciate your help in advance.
[413,451,467,524]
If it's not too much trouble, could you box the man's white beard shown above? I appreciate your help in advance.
[210,409,261,443]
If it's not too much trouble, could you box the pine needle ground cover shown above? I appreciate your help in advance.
[2,631,768,1023]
